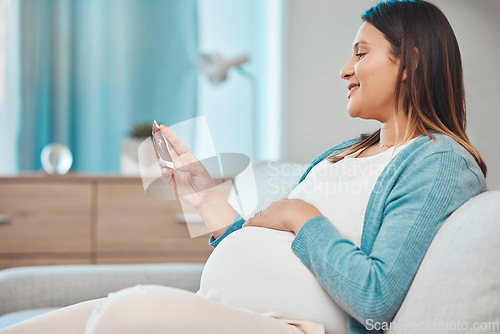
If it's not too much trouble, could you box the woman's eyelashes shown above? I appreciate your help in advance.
[356,53,367,59]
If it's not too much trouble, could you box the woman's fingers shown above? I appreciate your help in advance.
[172,153,207,176]
[158,124,191,157]
[243,209,266,227]
[242,218,254,227]
[156,124,209,176]
[160,168,178,195]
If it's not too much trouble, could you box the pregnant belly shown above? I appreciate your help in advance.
[196,227,348,334]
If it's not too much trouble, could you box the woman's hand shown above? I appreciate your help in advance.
[158,124,216,209]
[156,124,237,238]
[242,198,323,234]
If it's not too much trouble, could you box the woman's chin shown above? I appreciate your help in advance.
[347,105,362,119]
[347,105,377,120]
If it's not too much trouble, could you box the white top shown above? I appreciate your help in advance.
[288,139,416,246]
[197,140,416,334]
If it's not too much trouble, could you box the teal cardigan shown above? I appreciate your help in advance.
[209,132,487,333]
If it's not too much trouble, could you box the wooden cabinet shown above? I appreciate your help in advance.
[0,175,213,269]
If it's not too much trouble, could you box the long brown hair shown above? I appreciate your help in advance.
[328,0,487,176]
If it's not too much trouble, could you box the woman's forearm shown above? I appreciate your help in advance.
[194,189,237,239]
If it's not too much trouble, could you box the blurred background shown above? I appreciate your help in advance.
[0,0,498,189]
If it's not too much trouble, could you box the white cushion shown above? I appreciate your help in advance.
[224,161,308,219]
[386,191,500,333]
[247,161,308,216]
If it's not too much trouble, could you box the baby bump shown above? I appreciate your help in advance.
[197,227,348,334]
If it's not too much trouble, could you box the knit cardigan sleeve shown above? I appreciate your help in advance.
[208,212,245,248]
[291,150,485,331]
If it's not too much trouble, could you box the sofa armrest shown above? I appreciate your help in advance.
[0,263,204,315]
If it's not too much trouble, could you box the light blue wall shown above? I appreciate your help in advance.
[197,0,284,162]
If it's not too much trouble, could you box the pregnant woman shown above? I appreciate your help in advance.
[1,1,487,333]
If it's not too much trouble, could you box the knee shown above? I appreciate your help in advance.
[85,285,197,334]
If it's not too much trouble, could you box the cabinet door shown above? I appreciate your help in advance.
[0,183,92,254]
[96,182,213,262]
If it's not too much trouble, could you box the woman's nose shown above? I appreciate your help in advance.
[340,58,354,80]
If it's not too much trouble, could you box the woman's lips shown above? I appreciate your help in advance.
[348,85,359,99]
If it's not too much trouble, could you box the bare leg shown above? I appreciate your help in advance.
[0,299,103,334]
[0,286,324,334]
[85,285,324,334]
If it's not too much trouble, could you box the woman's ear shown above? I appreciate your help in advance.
[402,47,419,82]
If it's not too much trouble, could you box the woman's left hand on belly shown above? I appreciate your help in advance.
[242,198,322,234]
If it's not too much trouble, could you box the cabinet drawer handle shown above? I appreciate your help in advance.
[0,215,11,224]
[175,213,204,224]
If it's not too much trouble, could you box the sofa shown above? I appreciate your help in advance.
[0,161,499,333]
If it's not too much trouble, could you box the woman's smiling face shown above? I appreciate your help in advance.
[340,22,402,122]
